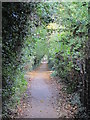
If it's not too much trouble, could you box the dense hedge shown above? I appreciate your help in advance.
[47,2,89,116]
[2,2,37,117]
[2,2,52,117]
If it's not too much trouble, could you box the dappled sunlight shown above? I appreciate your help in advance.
[26,64,53,80]
[47,23,59,30]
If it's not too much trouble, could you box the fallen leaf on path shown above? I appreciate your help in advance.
[73,105,78,110]
[29,78,31,81]
[18,108,22,113]
[40,100,44,103]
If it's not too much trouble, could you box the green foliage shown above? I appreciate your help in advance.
[2,2,37,117]
[2,2,88,118]
[2,2,50,117]
[21,25,48,71]
[48,2,88,93]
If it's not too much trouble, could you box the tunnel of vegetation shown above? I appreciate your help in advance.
[2,2,90,118]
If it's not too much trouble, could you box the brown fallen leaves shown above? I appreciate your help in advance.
[51,76,79,118]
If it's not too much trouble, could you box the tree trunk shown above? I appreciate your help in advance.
[85,2,90,117]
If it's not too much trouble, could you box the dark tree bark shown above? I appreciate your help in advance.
[85,2,90,117]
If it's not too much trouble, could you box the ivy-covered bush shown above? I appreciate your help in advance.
[2,2,52,117]
[2,2,37,117]
[48,2,88,94]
